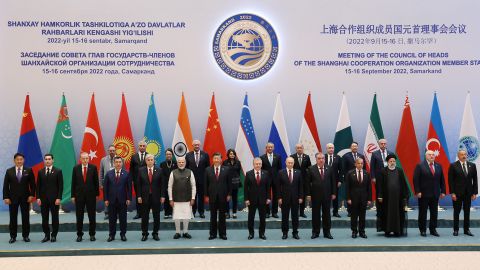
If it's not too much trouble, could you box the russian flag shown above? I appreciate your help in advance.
[268,93,291,168]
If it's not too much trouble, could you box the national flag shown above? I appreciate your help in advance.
[172,93,193,158]
[203,93,226,163]
[426,93,450,194]
[395,96,420,196]
[50,94,76,204]
[144,93,166,165]
[113,93,135,170]
[298,93,322,161]
[268,93,291,168]
[235,94,260,203]
[333,93,353,156]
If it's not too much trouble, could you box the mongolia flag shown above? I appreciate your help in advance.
[235,94,259,203]
[18,95,43,178]
[113,93,135,170]
[171,93,193,158]
[298,93,322,161]
[203,93,226,163]
[268,93,291,168]
[426,93,450,194]
[144,93,166,165]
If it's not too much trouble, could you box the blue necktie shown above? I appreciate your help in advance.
[16,168,22,182]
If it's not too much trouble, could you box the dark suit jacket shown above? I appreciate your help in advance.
[413,161,446,198]
[130,152,148,193]
[370,149,393,179]
[185,150,210,185]
[204,166,232,203]
[448,160,478,197]
[104,169,132,203]
[71,164,99,199]
[3,166,36,203]
[244,169,271,206]
[277,168,303,205]
[260,153,282,185]
[36,167,63,203]
[305,165,336,201]
[137,166,163,202]
[346,169,372,203]
[342,152,366,173]
[325,153,343,184]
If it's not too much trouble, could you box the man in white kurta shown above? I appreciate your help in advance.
[168,157,196,239]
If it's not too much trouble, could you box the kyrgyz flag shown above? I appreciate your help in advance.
[113,93,135,170]
[203,93,226,163]
[298,93,322,161]
[50,94,76,204]
[395,96,420,196]
[172,93,193,158]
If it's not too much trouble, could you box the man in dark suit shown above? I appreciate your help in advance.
[413,150,446,237]
[185,139,210,218]
[104,156,132,242]
[448,149,478,236]
[306,152,336,239]
[205,152,231,240]
[137,154,163,241]
[3,153,36,243]
[260,142,282,218]
[342,142,366,217]
[36,153,63,243]
[325,143,343,218]
[291,143,311,218]
[346,158,372,238]
[244,158,271,240]
[71,152,99,242]
[278,157,303,239]
[129,140,147,219]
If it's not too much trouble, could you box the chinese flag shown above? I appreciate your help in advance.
[203,93,226,163]
[113,93,135,170]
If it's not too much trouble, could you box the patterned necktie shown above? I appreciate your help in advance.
[16,168,22,182]
[148,168,153,192]
[83,166,87,183]
[429,163,435,175]
[115,171,120,183]
[215,167,219,180]
[298,155,302,165]
[320,167,324,179]
[256,171,261,185]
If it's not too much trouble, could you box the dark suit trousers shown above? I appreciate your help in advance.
[163,192,172,216]
[109,199,127,236]
[9,200,30,238]
[209,196,227,236]
[41,200,60,237]
[248,203,266,235]
[268,181,279,215]
[453,195,472,231]
[281,201,299,233]
[332,196,339,214]
[75,195,97,236]
[350,199,367,233]
[312,199,331,234]
[418,197,438,232]
[193,183,205,215]
[141,194,161,235]
[226,188,239,213]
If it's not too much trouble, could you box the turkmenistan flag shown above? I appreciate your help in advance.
[50,94,76,204]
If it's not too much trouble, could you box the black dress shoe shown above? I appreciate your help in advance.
[282,233,288,240]
[359,233,367,239]
[153,234,160,241]
[23,237,30,242]
[430,230,440,237]
[464,230,474,236]
[324,233,334,239]
[300,214,307,218]
[352,233,357,239]
[173,233,181,239]
[292,233,300,240]
[209,235,217,240]
[220,235,227,240]
[226,213,231,219]
[90,236,96,241]
[420,231,427,237]
[266,213,270,218]
[333,213,341,218]
[133,214,141,220]
[141,235,148,241]
[107,236,115,242]
[200,214,205,219]
[347,213,351,217]
[232,214,237,219]
[76,236,82,242]
[9,238,16,244]
[121,235,127,241]
[248,234,254,240]
[311,233,319,239]
[183,233,192,239]
[259,235,267,240]
[51,236,56,242]
[272,214,279,218]
[453,231,459,236]
[41,236,50,243]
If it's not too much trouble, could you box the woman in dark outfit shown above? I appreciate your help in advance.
[223,149,242,219]
[159,148,178,219]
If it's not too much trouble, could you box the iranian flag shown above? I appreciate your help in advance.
[298,93,322,161]
[203,93,226,163]
[172,93,193,158]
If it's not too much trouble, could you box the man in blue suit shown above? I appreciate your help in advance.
[104,156,132,242]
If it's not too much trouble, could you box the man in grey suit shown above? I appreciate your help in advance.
[100,145,120,220]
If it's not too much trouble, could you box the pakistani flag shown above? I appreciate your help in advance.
[363,94,385,171]
[50,94,76,204]
[144,93,166,165]
[333,94,353,156]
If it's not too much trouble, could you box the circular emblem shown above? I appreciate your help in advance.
[113,136,135,163]
[459,136,479,162]
[146,140,161,159]
[174,142,187,157]
[213,13,279,80]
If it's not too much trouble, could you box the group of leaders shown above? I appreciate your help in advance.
[3,138,478,243]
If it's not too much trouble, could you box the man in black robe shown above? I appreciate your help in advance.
[377,154,410,237]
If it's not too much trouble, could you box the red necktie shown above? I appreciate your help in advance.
[215,167,219,180]
[288,169,293,183]
[148,168,153,193]
[320,167,324,179]
[429,163,435,175]
[83,166,87,183]
[256,172,261,185]
[115,171,120,184]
